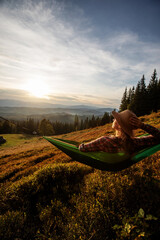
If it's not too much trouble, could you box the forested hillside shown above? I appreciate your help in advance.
[0,111,113,135]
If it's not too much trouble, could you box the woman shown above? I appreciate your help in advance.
[79,110,160,154]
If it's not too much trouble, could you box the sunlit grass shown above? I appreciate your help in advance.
[1,134,38,148]
[0,111,160,239]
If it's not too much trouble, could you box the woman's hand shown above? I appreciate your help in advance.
[129,116,143,129]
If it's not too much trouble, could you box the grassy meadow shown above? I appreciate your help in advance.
[0,112,160,240]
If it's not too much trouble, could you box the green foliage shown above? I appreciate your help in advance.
[74,114,80,131]
[0,211,26,240]
[120,87,128,111]
[147,69,159,113]
[101,112,111,125]
[37,200,69,239]
[0,134,38,148]
[0,158,160,240]
[0,163,92,239]
[39,119,55,135]
[120,69,160,116]
[0,120,12,134]
[0,111,113,135]
[113,208,158,239]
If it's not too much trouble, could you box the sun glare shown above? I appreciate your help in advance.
[25,79,50,99]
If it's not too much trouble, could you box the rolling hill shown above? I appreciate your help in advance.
[0,111,160,240]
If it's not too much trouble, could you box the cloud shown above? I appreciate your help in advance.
[0,87,120,108]
[0,0,160,108]
[103,32,160,83]
[0,88,30,100]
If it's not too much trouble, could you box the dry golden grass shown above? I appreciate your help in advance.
[0,111,160,187]
[0,136,73,183]
[0,111,160,240]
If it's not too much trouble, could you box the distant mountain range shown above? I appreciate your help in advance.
[0,99,116,122]
[0,99,67,108]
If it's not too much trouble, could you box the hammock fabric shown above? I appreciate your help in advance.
[43,136,160,171]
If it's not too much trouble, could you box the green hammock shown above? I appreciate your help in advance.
[43,137,160,171]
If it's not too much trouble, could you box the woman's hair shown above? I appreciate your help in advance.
[116,129,135,154]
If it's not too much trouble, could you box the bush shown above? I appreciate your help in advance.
[0,211,26,240]
[0,163,92,239]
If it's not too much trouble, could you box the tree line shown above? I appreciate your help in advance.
[120,69,160,116]
[0,111,114,136]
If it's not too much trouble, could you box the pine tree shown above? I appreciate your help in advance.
[147,69,159,112]
[127,75,148,116]
[1,120,12,134]
[139,75,148,115]
[158,79,160,110]
[119,87,128,111]
[128,87,134,109]
[74,115,79,131]
[127,88,132,106]
[101,112,110,125]
[91,115,96,127]
[84,117,89,129]
[129,81,141,115]
[120,69,160,116]
[38,119,55,136]
[26,118,35,134]
[96,116,101,126]
[80,119,84,130]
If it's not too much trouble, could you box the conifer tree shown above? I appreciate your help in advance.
[38,119,55,136]
[139,75,148,115]
[96,116,101,126]
[119,87,128,111]
[1,120,12,133]
[127,87,134,110]
[128,81,141,115]
[158,79,160,110]
[127,88,132,106]
[26,118,35,134]
[91,115,96,127]
[120,69,160,116]
[124,76,147,116]
[101,112,110,125]
[84,117,89,129]
[80,119,84,130]
[147,69,159,112]
[74,114,79,131]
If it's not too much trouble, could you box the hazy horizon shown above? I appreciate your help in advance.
[0,0,160,109]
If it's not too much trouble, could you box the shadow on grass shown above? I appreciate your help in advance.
[118,168,160,239]
[0,163,93,240]
[0,163,159,240]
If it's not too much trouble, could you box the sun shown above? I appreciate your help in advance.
[25,78,50,99]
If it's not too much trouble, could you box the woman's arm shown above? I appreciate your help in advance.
[79,136,119,152]
[130,116,143,129]
[79,137,108,152]
[130,116,160,139]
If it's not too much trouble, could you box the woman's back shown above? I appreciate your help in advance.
[79,110,160,154]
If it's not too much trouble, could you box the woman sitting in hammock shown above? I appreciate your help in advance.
[79,110,160,154]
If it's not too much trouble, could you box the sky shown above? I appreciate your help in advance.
[0,0,160,108]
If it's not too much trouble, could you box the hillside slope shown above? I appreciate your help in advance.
[0,111,160,240]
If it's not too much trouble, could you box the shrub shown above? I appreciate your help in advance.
[0,211,26,240]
